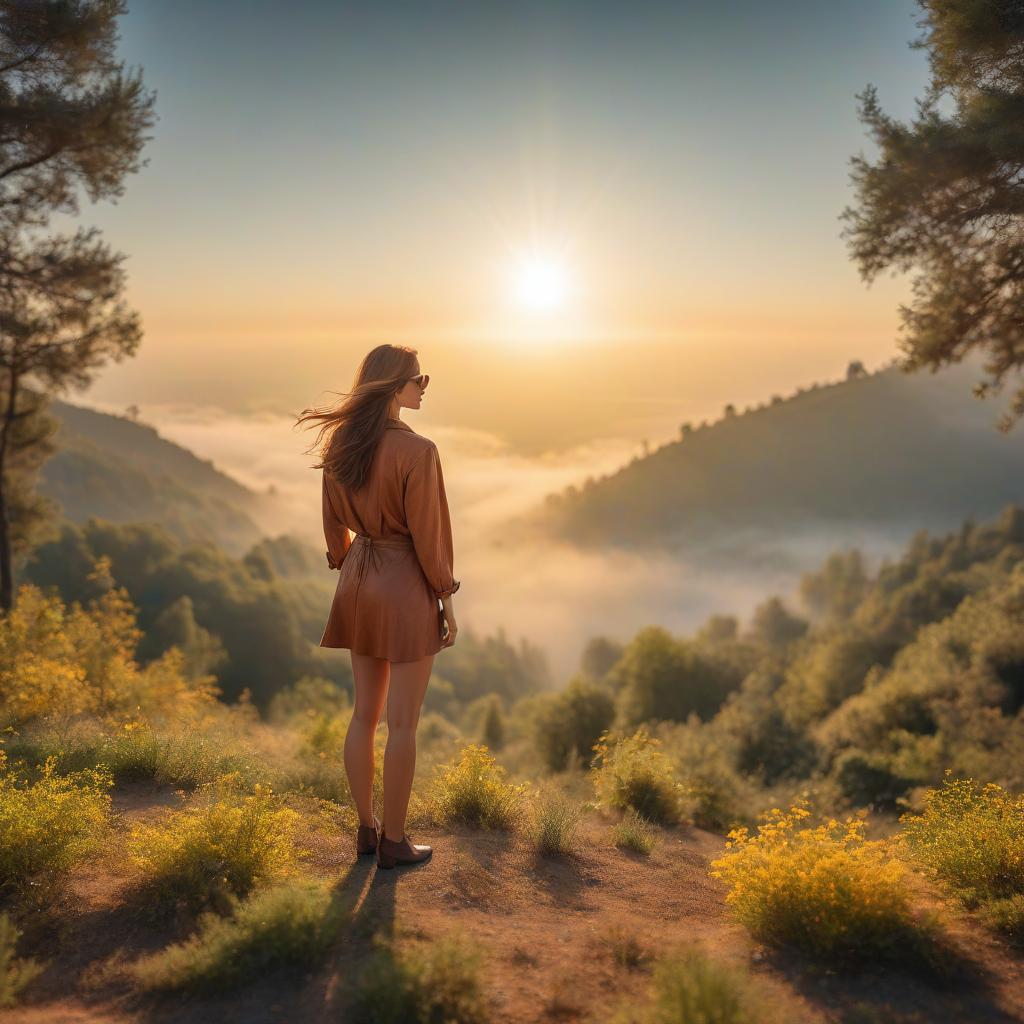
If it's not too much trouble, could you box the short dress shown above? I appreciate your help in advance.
[318,417,460,662]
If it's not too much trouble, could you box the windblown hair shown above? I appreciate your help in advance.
[296,343,419,490]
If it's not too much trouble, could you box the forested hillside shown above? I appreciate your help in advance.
[528,357,1024,566]
[40,399,277,556]
[565,501,1024,823]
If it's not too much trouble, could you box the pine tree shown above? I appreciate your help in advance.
[0,1,155,609]
[842,2,1024,431]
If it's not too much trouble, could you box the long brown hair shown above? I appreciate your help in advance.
[296,343,419,490]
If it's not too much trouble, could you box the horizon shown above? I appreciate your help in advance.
[67,0,930,454]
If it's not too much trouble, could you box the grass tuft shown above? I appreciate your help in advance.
[612,945,779,1024]
[610,808,659,854]
[4,717,271,791]
[596,922,651,971]
[527,782,584,857]
[348,929,490,1024]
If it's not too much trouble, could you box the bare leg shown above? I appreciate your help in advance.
[345,652,390,827]
[383,653,434,843]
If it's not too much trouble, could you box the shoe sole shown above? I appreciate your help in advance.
[376,850,433,870]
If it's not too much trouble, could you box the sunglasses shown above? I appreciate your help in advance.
[408,373,429,389]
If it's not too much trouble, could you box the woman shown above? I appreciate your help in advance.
[296,344,460,870]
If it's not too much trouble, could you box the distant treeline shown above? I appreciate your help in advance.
[22,518,551,714]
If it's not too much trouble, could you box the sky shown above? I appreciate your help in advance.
[72,0,932,455]
[52,1,949,675]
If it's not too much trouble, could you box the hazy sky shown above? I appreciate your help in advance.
[74,0,930,453]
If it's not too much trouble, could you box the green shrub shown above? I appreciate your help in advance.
[300,710,350,759]
[900,774,1024,940]
[127,775,303,914]
[133,878,348,991]
[428,745,526,831]
[282,756,354,807]
[348,930,490,1024]
[654,720,752,832]
[900,774,1024,906]
[266,675,349,726]
[710,803,933,965]
[0,749,112,888]
[591,729,689,825]
[0,912,44,1008]
[286,706,385,809]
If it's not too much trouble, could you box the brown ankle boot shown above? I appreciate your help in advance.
[376,832,433,869]
[356,816,381,856]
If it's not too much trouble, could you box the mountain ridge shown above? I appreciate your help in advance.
[39,398,277,557]
[519,356,1024,565]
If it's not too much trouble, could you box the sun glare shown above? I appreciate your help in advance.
[512,254,571,313]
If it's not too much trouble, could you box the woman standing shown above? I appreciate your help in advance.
[296,344,460,869]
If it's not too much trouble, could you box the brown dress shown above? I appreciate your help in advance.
[319,417,460,662]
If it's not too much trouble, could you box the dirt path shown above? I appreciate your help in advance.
[6,780,1024,1024]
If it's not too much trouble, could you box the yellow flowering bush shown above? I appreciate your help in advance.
[0,749,113,888]
[591,728,691,825]
[428,744,527,830]
[900,774,1024,904]
[0,572,220,729]
[709,803,922,961]
[127,774,304,914]
[900,774,1024,939]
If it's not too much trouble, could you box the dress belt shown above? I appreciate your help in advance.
[351,533,414,586]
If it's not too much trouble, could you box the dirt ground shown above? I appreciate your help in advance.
[5,779,1024,1024]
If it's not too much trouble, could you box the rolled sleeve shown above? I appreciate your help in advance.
[322,470,352,570]
[404,444,460,600]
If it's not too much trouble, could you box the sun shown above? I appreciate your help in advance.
[511,254,571,313]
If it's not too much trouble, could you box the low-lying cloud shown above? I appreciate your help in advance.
[82,402,912,681]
